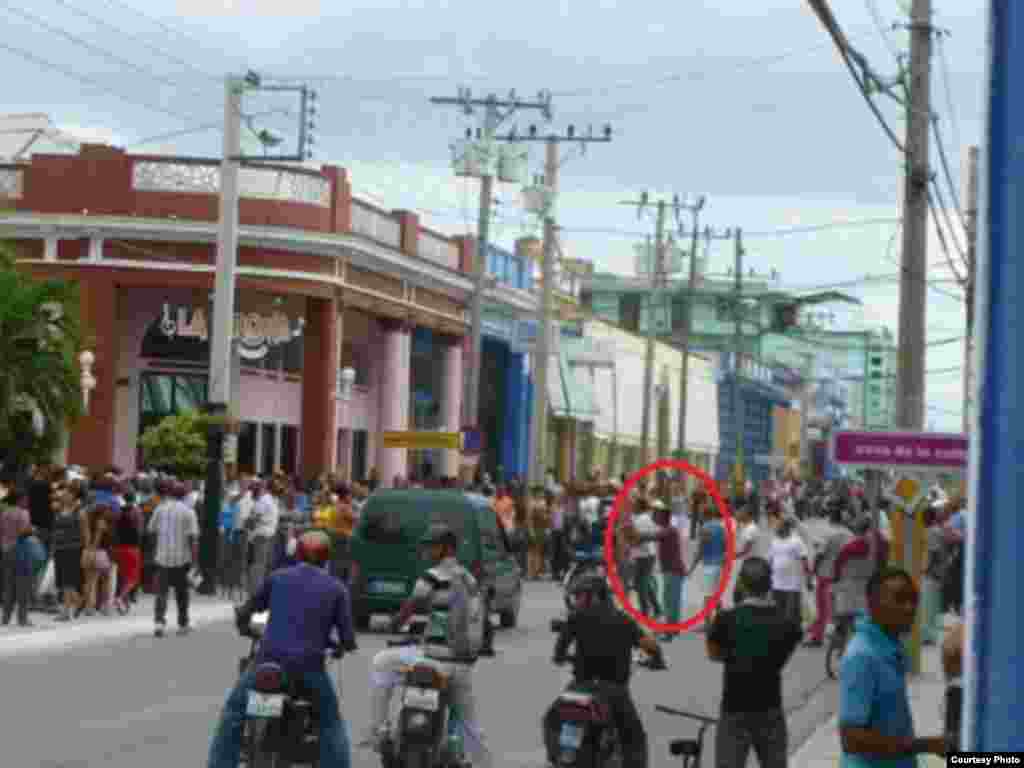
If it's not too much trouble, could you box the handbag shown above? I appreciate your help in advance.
[93,549,111,572]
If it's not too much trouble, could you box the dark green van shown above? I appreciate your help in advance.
[349,490,523,630]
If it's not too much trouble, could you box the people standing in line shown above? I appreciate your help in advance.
[111,492,144,615]
[627,499,662,620]
[921,505,948,646]
[548,487,569,581]
[219,471,244,599]
[838,567,947,766]
[833,517,882,628]
[768,513,810,631]
[81,502,114,616]
[723,504,761,610]
[527,488,548,580]
[942,619,963,752]
[688,499,726,633]
[28,464,57,610]
[707,557,803,768]
[147,481,200,637]
[246,480,279,597]
[330,486,355,583]
[805,505,854,647]
[1,489,33,626]
[51,482,85,621]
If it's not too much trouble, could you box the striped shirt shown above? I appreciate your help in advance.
[147,499,199,568]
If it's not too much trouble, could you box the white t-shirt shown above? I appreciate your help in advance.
[739,522,761,559]
[630,514,658,559]
[770,533,809,592]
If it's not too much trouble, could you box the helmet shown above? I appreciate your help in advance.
[420,523,457,551]
[296,530,331,566]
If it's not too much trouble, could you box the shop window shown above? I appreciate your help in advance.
[351,430,368,483]
[138,372,208,438]
[237,422,257,475]
[261,424,276,474]
[341,342,371,387]
[280,425,299,476]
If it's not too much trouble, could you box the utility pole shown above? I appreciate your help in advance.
[673,197,706,466]
[731,228,745,500]
[963,145,978,434]
[431,89,553,434]
[896,0,933,434]
[510,124,612,485]
[202,71,314,593]
[532,138,558,486]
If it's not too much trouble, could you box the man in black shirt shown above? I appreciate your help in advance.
[551,574,664,768]
[707,557,802,768]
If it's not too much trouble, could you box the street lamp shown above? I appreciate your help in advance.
[80,350,96,414]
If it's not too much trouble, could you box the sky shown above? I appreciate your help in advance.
[0,0,986,431]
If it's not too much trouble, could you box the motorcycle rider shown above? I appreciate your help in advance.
[207,530,357,768]
[550,572,665,768]
[362,523,493,768]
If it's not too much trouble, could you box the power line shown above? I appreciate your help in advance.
[560,216,901,239]
[931,114,969,234]
[124,108,294,149]
[90,0,246,71]
[935,32,962,156]
[0,0,211,106]
[806,0,906,153]
[0,39,194,123]
[47,0,216,80]
[864,0,902,60]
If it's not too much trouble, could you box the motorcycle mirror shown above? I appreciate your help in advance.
[550,619,565,633]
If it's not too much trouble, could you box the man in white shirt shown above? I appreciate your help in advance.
[246,480,279,597]
[629,500,662,619]
[147,481,199,637]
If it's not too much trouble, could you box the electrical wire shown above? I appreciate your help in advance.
[47,0,216,80]
[90,0,247,71]
[124,108,295,149]
[0,0,212,106]
[931,114,969,235]
[935,32,962,159]
[927,186,967,284]
[879,219,963,300]
[560,216,901,240]
[0,39,195,123]
[864,0,902,61]
[806,0,905,153]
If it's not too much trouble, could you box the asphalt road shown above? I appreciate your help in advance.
[2,581,837,768]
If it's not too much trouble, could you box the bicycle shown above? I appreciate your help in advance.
[655,705,718,768]
[826,612,856,680]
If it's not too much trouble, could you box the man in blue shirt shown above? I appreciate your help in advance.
[839,566,946,767]
[207,531,357,768]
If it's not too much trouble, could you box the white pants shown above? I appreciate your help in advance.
[369,645,491,768]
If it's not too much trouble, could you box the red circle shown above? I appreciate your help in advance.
[602,459,736,633]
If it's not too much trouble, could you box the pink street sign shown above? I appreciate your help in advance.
[831,430,968,470]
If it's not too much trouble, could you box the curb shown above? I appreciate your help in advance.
[0,598,236,658]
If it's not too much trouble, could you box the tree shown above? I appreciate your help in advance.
[139,410,208,478]
[0,243,84,468]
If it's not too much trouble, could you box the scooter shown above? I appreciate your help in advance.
[543,618,667,768]
[378,626,497,768]
[238,612,344,768]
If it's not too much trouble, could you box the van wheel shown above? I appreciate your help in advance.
[499,607,518,628]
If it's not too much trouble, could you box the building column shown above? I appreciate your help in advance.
[254,421,263,475]
[440,334,463,480]
[558,420,572,484]
[502,350,527,479]
[301,296,338,483]
[68,277,119,472]
[377,318,412,487]
[273,423,282,473]
[520,357,532,483]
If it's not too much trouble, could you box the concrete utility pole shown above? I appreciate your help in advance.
[895,0,933,434]
[203,72,313,593]
[430,89,553,431]
[531,138,559,486]
[674,197,706,464]
[963,145,978,434]
[731,228,745,497]
[510,124,612,485]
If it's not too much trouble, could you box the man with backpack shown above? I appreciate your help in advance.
[362,524,492,767]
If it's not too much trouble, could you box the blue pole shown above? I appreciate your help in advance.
[965,0,1024,749]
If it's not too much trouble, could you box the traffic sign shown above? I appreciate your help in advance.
[381,431,461,450]
[831,430,967,470]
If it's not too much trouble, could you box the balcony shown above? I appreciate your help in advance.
[131,158,331,207]
[350,200,401,249]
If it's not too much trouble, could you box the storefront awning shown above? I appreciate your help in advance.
[546,340,602,421]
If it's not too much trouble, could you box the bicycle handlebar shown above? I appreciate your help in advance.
[655,705,718,725]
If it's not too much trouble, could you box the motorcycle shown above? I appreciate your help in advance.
[238,612,344,768]
[543,618,667,768]
[561,548,606,613]
[378,627,497,768]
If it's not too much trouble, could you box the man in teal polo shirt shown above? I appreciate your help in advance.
[839,567,947,766]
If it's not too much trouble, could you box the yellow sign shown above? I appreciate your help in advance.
[381,431,460,450]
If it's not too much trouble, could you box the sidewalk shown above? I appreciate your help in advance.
[0,593,237,658]
[792,622,953,767]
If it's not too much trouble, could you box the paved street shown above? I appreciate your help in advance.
[0,579,836,767]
